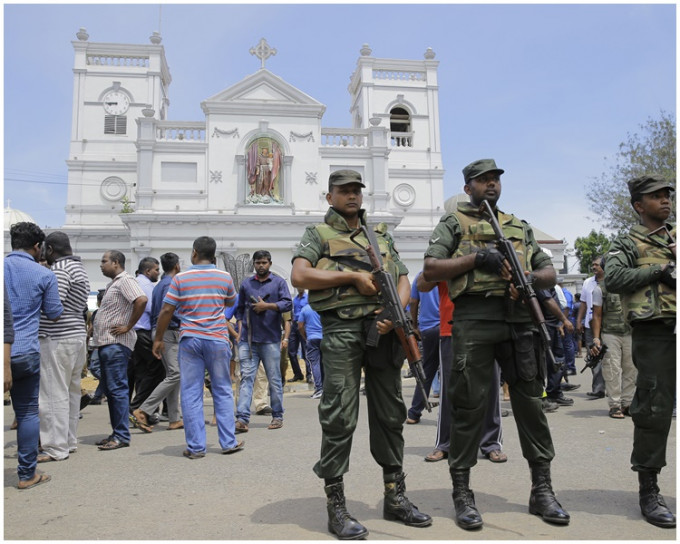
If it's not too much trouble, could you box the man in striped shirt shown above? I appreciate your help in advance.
[92,251,147,450]
[37,232,91,462]
[152,236,243,458]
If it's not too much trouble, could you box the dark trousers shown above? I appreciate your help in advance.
[314,316,405,479]
[449,320,554,470]
[407,325,440,421]
[129,330,165,412]
[288,322,307,379]
[630,320,676,472]
[545,325,566,398]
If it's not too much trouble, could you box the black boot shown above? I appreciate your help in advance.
[638,471,676,528]
[451,469,483,530]
[528,462,570,524]
[383,472,432,527]
[324,481,369,540]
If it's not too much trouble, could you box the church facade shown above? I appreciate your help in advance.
[60,31,447,289]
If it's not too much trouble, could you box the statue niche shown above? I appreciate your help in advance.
[246,137,283,204]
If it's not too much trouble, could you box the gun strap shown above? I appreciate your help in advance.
[331,255,374,273]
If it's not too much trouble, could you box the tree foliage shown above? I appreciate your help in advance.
[586,111,676,233]
[574,230,613,274]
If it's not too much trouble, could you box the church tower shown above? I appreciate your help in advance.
[346,44,444,261]
[64,28,171,229]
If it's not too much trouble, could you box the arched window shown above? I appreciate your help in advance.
[389,107,412,147]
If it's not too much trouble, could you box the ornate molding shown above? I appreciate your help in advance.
[289,130,314,142]
[100,177,127,202]
[393,183,416,208]
[305,172,318,185]
[210,170,223,183]
[212,127,240,139]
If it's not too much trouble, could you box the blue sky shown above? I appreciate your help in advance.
[3,3,676,267]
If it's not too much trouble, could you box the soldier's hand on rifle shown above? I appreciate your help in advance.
[375,317,394,335]
[589,338,601,357]
[353,272,379,296]
[474,248,512,280]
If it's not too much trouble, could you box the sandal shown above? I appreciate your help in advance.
[609,407,625,419]
[424,449,448,462]
[267,418,283,430]
[98,437,129,450]
[222,440,245,454]
[18,473,51,490]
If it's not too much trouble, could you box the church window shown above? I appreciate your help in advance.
[104,115,127,135]
[389,107,412,147]
[245,137,283,205]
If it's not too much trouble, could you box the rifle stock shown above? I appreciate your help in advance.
[350,226,432,412]
[479,200,560,373]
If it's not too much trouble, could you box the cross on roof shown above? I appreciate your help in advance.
[250,38,276,69]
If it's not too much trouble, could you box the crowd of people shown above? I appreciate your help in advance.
[4,163,675,537]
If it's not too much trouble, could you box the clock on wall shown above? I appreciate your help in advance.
[102,91,130,115]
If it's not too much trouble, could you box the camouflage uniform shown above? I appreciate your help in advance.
[425,201,556,470]
[293,207,409,479]
[605,221,676,472]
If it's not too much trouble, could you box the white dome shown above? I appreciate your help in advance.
[4,205,37,230]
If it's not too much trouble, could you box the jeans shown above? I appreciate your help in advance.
[99,344,132,443]
[306,337,323,393]
[407,325,440,421]
[288,323,308,379]
[237,342,284,423]
[10,352,41,481]
[545,325,566,398]
[178,337,236,453]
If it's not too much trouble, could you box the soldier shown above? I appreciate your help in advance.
[291,170,431,539]
[423,159,569,529]
[604,174,676,528]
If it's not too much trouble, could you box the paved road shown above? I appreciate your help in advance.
[4,358,676,540]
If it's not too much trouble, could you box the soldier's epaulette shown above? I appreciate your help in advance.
[374,222,389,235]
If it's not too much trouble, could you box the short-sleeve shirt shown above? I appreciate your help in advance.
[424,208,551,322]
[163,264,236,344]
[39,255,90,339]
[410,271,439,331]
[299,303,322,341]
[92,271,146,351]
[591,285,603,308]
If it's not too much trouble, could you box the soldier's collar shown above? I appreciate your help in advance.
[325,207,367,232]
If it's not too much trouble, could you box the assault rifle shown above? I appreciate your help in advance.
[350,225,432,412]
[582,343,608,373]
[479,200,560,372]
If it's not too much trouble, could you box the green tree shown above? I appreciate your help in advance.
[586,111,676,233]
[574,230,612,274]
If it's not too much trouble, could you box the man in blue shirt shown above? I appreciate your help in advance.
[234,250,292,432]
[406,271,440,424]
[5,222,63,489]
[287,288,309,383]
[133,253,183,432]
[298,303,323,398]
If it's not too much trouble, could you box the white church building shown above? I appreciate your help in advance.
[7,30,568,290]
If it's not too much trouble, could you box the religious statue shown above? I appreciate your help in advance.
[247,138,282,204]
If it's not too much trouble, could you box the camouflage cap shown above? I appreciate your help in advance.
[627,174,674,196]
[462,159,505,183]
[328,169,365,191]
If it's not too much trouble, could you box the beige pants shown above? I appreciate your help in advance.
[39,336,87,459]
[601,332,636,408]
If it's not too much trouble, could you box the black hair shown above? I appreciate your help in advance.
[45,231,72,256]
[10,222,45,251]
[193,236,217,261]
[253,250,272,262]
[97,289,106,302]
[138,256,159,274]
[160,252,180,273]
[107,250,126,269]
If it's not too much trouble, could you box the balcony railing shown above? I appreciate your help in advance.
[156,122,206,143]
[320,128,368,148]
[373,70,426,81]
[87,55,150,67]
[390,132,413,148]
